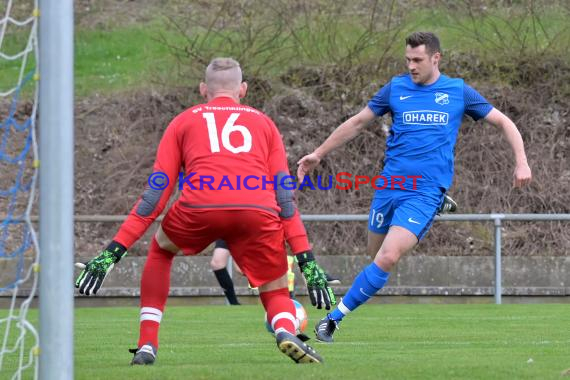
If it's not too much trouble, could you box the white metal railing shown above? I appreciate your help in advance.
[304,214,570,304]
[10,213,570,304]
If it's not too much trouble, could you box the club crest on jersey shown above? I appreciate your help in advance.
[434,92,449,105]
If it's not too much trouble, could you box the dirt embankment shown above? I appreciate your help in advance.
[72,55,570,259]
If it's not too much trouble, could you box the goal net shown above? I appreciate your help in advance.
[0,0,40,379]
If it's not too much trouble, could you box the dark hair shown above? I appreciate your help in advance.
[405,32,441,55]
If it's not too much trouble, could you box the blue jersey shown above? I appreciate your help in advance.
[367,73,492,190]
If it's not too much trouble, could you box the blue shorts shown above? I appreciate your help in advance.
[368,188,445,241]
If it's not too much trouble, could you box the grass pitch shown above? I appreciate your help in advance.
[71,303,570,380]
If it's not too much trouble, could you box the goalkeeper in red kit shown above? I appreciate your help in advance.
[74,58,334,365]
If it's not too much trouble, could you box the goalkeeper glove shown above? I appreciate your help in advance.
[75,241,127,296]
[296,251,336,310]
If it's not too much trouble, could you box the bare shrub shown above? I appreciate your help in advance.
[71,1,569,258]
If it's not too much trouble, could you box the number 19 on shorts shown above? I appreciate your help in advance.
[370,209,384,229]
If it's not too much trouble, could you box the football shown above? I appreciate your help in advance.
[265,299,308,335]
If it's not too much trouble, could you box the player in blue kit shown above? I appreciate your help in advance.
[297,31,532,343]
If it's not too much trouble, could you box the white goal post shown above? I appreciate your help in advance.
[38,1,74,379]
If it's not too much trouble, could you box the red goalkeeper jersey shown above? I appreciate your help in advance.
[114,96,309,251]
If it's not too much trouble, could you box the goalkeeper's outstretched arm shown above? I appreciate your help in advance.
[75,118,183,295]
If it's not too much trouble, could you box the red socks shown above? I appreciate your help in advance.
[138,237,175,349]
[138,239,297,349]
[259,288,297,334]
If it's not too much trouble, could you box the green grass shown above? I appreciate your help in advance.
[1,4,569,99]
[73,23,180,97]
[4,304,570,379]
[69,4,570,96]
[0,21,180,99]
[0,29,37,101]
[416,7,570,58]
[0,24,173,100]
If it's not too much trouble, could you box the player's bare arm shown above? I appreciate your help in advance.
[484,108,532,188]
[296,106,376,180]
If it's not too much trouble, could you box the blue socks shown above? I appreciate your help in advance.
[329,262,390,322]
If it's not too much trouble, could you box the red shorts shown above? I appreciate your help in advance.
[161,202,288,287]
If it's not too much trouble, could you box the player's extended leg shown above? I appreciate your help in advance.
[259,274,323,363]
[315,227,417,343]
[316,189,443,343]
[367,230,386,259]
[373,226,417,270]
[130,226,177,365]
[211,240,240,305]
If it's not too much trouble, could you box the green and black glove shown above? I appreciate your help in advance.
[296,251,336,310]
[75,241,127,296]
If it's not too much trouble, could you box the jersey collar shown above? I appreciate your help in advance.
[208,96,240,105]
[407,73,447,89]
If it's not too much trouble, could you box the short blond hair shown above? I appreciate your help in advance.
[205,58,242,92]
